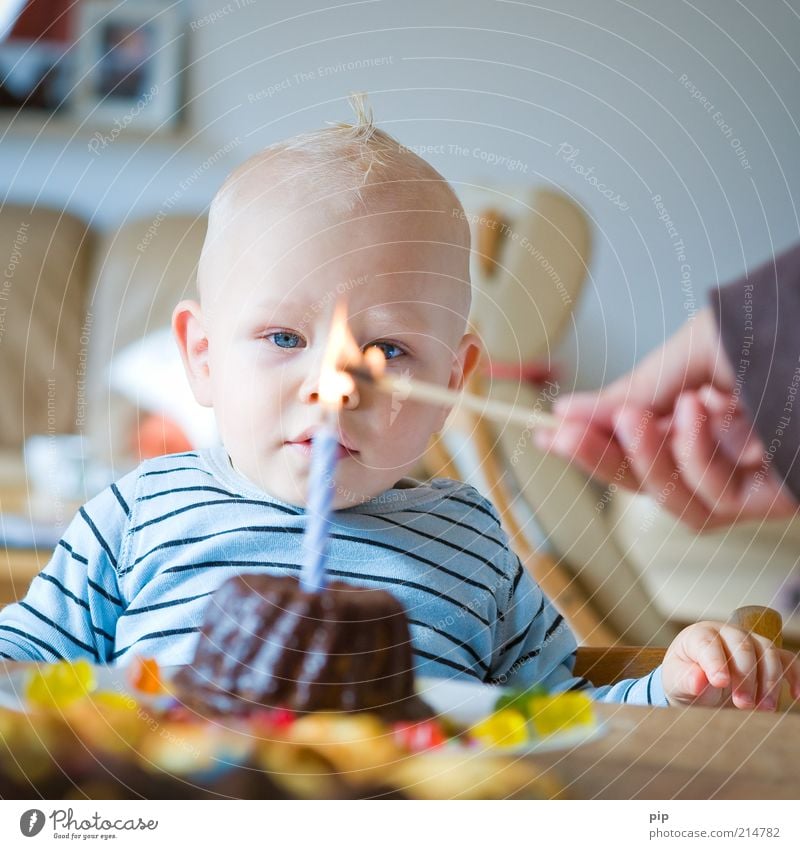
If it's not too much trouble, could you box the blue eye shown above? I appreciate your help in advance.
[366,341,405,361]
[266,331,305,349]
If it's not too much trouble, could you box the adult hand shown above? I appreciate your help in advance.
[535,308,797,529]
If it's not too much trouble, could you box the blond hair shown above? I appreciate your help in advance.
[212,92,464,215]
[198,94,469,297]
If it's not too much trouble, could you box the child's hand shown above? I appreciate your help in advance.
[662,622,800,710]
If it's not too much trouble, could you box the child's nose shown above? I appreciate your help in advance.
[299,379,360,410]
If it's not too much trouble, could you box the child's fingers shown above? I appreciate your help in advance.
[690,626,731,689]
[720,625,784,709]
[670,625,800,710]
[752,639,785,710]
[781,650,800,701]
[672,661,717,705]
[717,627,763,709]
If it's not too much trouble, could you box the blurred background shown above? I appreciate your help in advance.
[1,0,799,645]
[3,0,799,385]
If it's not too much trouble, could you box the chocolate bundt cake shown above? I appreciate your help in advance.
[175,574,430,720]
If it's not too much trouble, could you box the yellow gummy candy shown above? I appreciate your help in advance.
[528,692,595,737]
[91,690,138,712]
[25,660,97,709]
[471,708,529,748]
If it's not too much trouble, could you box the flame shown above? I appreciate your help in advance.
[320,300,361,407]
[363,345,387,377]
[320,300,390,407]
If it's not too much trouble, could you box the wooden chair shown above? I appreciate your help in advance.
[427,187,679,645]
[574,605,795,711]
[419,189,623,645]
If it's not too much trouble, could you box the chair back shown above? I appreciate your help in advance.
[0,205,93,451]
[84,213,208,466]
[438,187,678,644]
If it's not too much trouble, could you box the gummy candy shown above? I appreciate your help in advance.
[91,690,138,712]
[528,692,595,737]
[392,719,446,751]
[25,660,97,709]
[128,656,165,695]
[470,708,528,748]
[494,685,547,719]
[266,708,296,729]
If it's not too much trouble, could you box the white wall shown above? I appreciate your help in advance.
[2,0,799,388]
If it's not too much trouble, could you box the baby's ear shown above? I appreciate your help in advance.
[448,331,483,392]
[172,300,213,407]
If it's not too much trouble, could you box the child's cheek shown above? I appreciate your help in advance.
[382,411,437,464]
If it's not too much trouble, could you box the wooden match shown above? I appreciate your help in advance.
[345,365,560,430]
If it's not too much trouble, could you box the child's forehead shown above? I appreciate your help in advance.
[223,205,468,293]
[235,273,457,322]
[201,161,471,318]
[216,147,469,245]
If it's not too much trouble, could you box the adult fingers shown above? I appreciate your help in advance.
[554,309,732,435]
[671,393,742,519]
[614,406,711,529]
[534,421,639,490]
[697,385,766,467]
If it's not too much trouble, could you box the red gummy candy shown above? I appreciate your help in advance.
[392,719,446,751]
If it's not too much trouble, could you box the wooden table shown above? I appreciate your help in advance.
[1,659,797,799]
[528,701,800,799]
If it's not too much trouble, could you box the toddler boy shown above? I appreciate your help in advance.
[1,98,797,711]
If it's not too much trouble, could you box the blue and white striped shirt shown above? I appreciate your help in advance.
[0,447,666,705]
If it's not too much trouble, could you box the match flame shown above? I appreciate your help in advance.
[363,344,387,377]
[320,300,360,408]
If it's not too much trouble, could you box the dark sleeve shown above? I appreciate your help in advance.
[710,242,800,498]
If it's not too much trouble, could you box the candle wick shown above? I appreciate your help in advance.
[322,405,338,431]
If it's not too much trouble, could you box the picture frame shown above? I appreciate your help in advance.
[73,0,184,131]
[0,0,75,115]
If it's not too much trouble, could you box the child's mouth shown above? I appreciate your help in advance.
[286,438,358,462]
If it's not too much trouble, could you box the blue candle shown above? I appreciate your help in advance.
[300,300,358,592]
[299,414,339,593]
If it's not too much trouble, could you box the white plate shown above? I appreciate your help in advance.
[0,664,605,755]
[0,664,172,713]
[418,675,606,754]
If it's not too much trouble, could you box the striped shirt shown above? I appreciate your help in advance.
[0,447,666,705]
